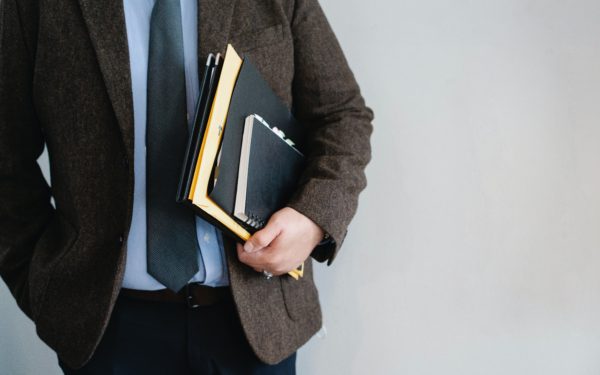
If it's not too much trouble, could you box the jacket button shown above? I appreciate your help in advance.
[118,234,124,244]
[121,158,129,168]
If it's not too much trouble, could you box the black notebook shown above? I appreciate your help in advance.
[208,58,306,217]
[234,114,305,230]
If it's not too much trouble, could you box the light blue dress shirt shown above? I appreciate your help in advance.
[121,0,229,290]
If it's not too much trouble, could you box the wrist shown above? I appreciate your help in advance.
[317,231,332,246]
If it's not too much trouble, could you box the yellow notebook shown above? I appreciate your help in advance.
[188,45,303,279]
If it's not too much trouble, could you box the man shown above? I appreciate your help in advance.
[0,0,373,373]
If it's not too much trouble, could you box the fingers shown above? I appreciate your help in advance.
[237,241,289,276]
[235,208,314,277]
[243,219,282,253]
[237,242,267,271]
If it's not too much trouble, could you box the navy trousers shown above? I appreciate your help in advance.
[58,291,296,374]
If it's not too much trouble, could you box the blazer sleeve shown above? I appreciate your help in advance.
[285,0,374,265]
[0,0,53,320]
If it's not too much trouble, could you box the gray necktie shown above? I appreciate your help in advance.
[146,0,204,292]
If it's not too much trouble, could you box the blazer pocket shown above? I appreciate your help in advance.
[28,210,79,321]
[229,24,285,53]
[279,260,321,322]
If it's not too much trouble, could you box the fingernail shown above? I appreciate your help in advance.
[244,243,254,252]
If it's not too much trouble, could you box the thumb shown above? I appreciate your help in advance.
[244,221,281,253]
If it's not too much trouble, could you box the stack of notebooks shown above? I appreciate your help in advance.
[176,45,306,279]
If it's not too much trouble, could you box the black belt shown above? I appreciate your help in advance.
[119,283,231,308]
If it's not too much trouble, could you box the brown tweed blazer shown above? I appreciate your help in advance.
[0,0,373,369]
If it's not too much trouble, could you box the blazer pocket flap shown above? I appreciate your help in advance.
[229,24,285,52]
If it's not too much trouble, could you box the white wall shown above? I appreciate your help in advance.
[2,1,600,374]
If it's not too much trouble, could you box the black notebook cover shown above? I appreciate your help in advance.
[208,57,306,216]
[234,115,305,230]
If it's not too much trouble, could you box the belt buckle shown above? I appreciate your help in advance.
[185,283,200,309]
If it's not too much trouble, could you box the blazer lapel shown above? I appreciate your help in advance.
[76,0,237,163]
[77,0,134,161]
[198,0,237,63]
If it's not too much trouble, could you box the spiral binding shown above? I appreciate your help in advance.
[242,213,266,229]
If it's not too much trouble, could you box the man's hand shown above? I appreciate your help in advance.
[237,207,325,276]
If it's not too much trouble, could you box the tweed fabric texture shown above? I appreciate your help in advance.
[0,0,373,369]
